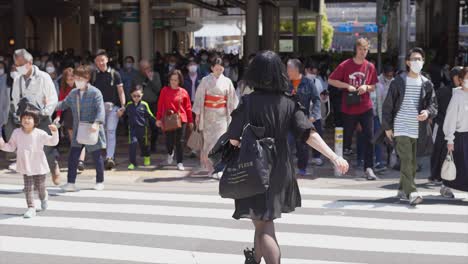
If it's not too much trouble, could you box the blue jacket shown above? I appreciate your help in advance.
[183,73,204,102]
[289,77,321,120]
[125,100,156,128]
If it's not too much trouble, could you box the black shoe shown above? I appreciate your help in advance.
[244,248,259,264]
[105,158,115,170]
[343,148,354,156]
[77,160,85,171]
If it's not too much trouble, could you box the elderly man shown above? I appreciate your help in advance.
[132,59,162,152]
[11,49,60,184]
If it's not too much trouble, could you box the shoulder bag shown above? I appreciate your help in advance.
[163,89,183,132]
[441,151,456,181]
[76,92,99,145]
[346,62,370,106]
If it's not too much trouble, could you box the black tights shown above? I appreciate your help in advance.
[252,220,281,264]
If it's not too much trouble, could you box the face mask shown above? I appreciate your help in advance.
[409,61,424,74]
[10,71,18,79]
[201,55,208,61]
[16,65,29,75]
[306,73,316,80]
[46,66,55,74]
[188,65,198,73]
[463,80,468,89]
[169,62,176,67]
[0,69,4,76]
[125,63,133,69]
[75,80,87,90]
[223,62,230,67]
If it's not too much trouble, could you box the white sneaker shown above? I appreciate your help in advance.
[23,208,36,218]
[211,171,222,180]
[94,183,105,191]
[409,192,423,206]
[440,185,455,198]
[365,168,378,180]
[8,162,17,172]
[41,190,49,211]
[177,163,185,171]
[167,152,174,165]
[60,183,78,192]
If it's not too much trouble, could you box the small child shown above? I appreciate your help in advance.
[118,85,157,170]
[0,108,59,218]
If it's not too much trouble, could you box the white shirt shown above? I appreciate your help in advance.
[443,88,468,144]
[11,65,58,117]
[394,76,422,139]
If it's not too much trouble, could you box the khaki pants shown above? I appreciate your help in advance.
[395,136,418,196]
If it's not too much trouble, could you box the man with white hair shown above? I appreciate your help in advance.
[11,49,60,185]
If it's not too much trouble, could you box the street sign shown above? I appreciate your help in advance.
[337,24,353,33]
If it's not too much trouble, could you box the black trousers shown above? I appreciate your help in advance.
[343,109,374,171]
[165,123,187,164]
[129,126,151,165]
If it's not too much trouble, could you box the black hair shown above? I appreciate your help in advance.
[130,85,144,94]
[124,56,135,63]
[450,66,464,80]
[211,57,223,68]
[304,59,319,70]
[406,47,425,61]
[383,64,394,73]
[20,108,40,128]
[242,50,290,93]
[95,49,108,58]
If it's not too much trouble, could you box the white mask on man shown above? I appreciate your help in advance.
[188,65,198,73]
[306,73,316,80]
[409,61,424,74]
[75,80,87,90]
[16,65,29,75]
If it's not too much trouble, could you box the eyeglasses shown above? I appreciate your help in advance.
[409,58,423,62]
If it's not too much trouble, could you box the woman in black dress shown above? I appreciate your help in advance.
[226,51,349,264]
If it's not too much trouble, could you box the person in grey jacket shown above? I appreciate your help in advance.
[381,47,438,206]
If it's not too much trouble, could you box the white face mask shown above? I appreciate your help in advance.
[409,61,424,74]
[16,65,29,75]
[46,66,55,74]
[75,80,87,90]
[188,65,198,73]
[125,63,133,69]
[306,73,316,80]
[463,80,468,89]
[0,69,4,76]
[10,71,19,79]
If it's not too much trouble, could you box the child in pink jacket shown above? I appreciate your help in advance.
[0,108,59,218]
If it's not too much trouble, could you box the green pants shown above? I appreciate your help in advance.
[395,136,418,196]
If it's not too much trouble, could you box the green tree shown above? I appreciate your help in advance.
[321,13,334,50]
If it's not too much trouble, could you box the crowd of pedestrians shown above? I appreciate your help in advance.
[0,40,467,218]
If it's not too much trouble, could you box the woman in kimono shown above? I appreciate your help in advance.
[192,57,239,177]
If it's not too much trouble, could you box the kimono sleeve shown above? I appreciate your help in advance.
[226,96,247,140]
[291,101,315,142]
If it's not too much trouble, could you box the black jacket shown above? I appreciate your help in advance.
[378,72,438,156]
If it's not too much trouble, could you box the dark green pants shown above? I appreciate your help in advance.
[395,136,418,196]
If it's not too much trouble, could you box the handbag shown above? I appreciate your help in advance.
[76,93,99,145]
[187,129,203,151]
[345,63,370,106]
[441,151,457,181]
[163,90,182,132]
[218,97,276,199]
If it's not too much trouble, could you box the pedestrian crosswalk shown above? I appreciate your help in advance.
[0,184,467,264]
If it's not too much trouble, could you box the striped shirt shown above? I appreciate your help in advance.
[394,76,422,138]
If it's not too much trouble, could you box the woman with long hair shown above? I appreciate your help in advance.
[226,51,348,264]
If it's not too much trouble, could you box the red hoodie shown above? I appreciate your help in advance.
[156,86,193,123]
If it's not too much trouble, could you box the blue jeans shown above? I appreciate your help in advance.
[357,115,383,164]
[67,146,104,184]
[104,105,120,159]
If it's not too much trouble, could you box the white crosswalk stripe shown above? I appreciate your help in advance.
[1,184,467,264]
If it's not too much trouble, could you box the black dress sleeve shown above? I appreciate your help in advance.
[291,100,315,142]
[226,96,247,140]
